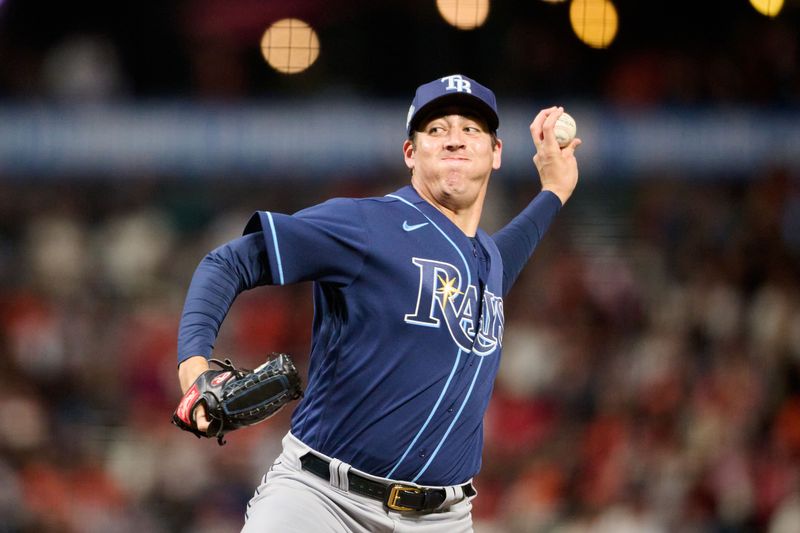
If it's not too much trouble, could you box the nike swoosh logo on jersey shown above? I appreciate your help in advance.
[402,221,429,232]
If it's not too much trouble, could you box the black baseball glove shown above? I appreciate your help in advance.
[172,353,303,445]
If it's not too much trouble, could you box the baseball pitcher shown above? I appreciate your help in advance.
[174,74,581,532]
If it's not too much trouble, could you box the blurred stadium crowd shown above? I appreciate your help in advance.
[1,1,800,532]
[1,171,799,532]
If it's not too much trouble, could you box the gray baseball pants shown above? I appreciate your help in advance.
[241,432,476,532]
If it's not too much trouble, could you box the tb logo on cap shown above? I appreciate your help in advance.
[441,74,472,94]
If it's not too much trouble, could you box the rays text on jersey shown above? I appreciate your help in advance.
[404,257,503,355]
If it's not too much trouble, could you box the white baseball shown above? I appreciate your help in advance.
[554,112,577,148]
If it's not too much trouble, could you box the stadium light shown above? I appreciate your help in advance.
[260,18,320,74]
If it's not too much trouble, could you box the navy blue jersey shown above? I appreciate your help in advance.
[179,184,561,486]
[244,186,511,485]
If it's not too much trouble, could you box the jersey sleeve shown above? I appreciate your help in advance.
[177,232,270,363]
[243,197,369,286]
[492,190,562,295]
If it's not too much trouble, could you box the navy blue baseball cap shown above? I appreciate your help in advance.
[406,74,499,136]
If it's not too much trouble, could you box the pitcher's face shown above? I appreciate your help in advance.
[405,111,502,210]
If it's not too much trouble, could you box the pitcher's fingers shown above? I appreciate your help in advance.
[194,404,211,432]
[530,106,559,150]
[540,107,565,151]
[560,137,582,157]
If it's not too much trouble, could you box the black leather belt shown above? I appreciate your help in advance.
[299,452,475,512]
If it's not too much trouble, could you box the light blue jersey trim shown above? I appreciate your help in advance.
[386,349,462,479]
[412,356,485,482]
[385,193,473,478]
[266,212,285,285]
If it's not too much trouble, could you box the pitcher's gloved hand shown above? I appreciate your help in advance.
[172,353,303,445]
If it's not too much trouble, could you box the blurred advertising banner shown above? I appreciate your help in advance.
[1,101,798,181]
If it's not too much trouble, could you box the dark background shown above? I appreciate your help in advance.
[0,1,799,532]
[1,0,797,103]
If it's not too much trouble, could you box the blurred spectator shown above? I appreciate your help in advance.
[41,35,127,101]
